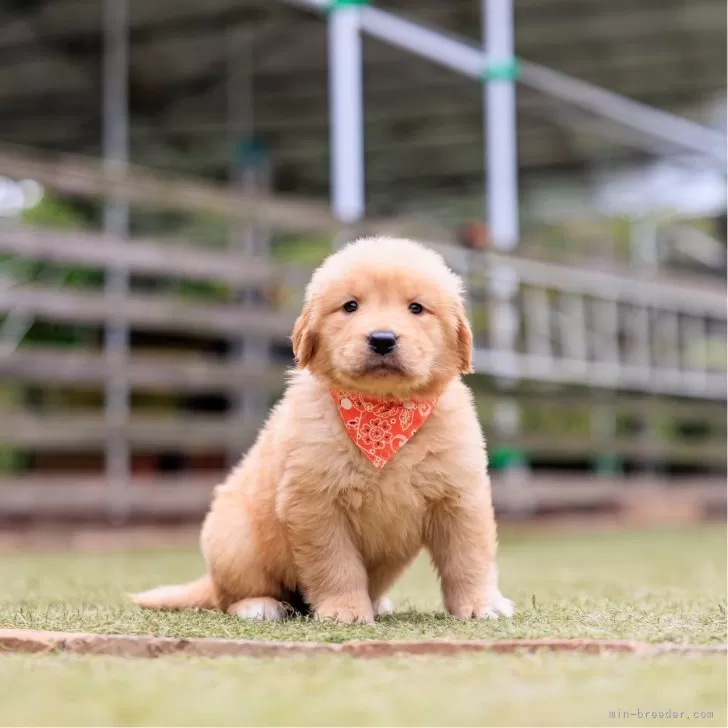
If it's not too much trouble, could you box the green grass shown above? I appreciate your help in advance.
[0,525,725,644]
[0,651,725,727]
[0,526,725,727]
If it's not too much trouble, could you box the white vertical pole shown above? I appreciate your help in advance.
[103,0,130,522]
[328,2,365,225]
[483,0,526,495]
[484,0,518,249]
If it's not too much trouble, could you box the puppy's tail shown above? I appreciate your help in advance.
[129,574,216,611]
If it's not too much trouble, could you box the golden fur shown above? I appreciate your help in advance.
[131,237,513,623]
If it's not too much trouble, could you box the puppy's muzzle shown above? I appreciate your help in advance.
[368,331,398,356]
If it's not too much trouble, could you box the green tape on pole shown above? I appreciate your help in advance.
[594,453,624,476]
[233,137,268,165]
[481,58,520,82]
[328,0,368,9]
[490,446,528,472]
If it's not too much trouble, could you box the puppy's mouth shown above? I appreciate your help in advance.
[359,357,406,376]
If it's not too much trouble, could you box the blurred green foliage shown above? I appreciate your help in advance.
[22,192,87,230]
[271,234,332,265]
[1,193,98,349]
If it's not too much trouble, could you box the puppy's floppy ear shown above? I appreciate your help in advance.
[455,304,474,375]
[291,302,317,368]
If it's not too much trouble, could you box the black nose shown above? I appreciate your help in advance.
[368,331,398,356]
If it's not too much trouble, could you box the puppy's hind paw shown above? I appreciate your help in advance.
[227,597,289,621]
[373,596,394,617]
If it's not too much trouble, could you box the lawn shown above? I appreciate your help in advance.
[1,525,725,644]
[0,525,725,726]
[0,651,724,727]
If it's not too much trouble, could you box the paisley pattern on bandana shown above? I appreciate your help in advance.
[331,389,437,469]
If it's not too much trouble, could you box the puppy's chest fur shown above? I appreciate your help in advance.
[278,373,485,562]
[280,374,475,560]
[290,381,452,509]
[293,407,446,526]
[334,450,436,512]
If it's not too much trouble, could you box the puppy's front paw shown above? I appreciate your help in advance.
[315,595,374,624]
[487,590,515,619]
[447,590,515,620]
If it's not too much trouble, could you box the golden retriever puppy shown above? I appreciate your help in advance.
[132,237,513,623]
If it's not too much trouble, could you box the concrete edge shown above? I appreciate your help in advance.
[0,629,725,659]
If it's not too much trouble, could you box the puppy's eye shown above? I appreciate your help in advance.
[408,302,424,315]
[342,300,359,313]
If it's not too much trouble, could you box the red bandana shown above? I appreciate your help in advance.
[331,389,437,469]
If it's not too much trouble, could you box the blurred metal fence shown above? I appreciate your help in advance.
[0,146,725,522]
[434,243,727,399]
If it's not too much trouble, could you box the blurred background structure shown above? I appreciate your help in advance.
[0,0,725,525]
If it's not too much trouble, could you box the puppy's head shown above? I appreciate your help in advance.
[292,237,473,399]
